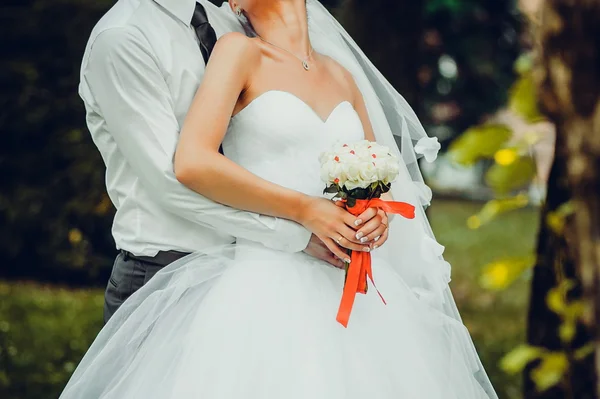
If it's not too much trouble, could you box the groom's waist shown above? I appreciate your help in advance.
[113,215,234,257]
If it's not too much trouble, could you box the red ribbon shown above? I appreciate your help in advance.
[336,198,416,328]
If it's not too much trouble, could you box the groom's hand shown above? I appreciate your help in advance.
[303,234,345,269]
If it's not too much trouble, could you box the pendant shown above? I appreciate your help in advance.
[302,60,310,71]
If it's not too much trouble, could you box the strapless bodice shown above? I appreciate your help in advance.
[223,90,364,197]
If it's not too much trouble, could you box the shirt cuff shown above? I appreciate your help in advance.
[268,218,312,253]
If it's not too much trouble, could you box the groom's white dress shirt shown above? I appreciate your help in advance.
[79,0,311,256]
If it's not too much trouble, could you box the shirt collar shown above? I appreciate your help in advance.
[153,0,197,25]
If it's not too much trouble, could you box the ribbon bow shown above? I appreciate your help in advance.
[336,198,416,327]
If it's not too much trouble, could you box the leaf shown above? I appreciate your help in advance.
[500,345,544,375]
[485,156,537,195]
[324,185,339,194]
[558,321,576,344]
[494,148,519,166]
[546,201,575,235]
[509,74,545,123]
[469,194,529,228]
[449,124,513,166]
[546,279,576,316]
[480,255,535,291]
[531,353,569,392]
[514,53,533,76]
[574,344,595,361]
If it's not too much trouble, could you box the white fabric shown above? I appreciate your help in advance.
[301,2,497,396]
[61,91,497,398]
[79,0,311,256]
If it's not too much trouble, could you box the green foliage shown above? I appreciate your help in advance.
[485,155,537,195]
[509,74,545,123]
[448,124,513,165]
[0,0,116,284]
[431,200,539,398]
[420,0,522,148]
[501,345,545,374]
[479,255,535,291]
[0,282,103,399]
[466,194,530,230]
[447,48,596,393]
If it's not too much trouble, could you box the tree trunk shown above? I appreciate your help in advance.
[526,0,600,397]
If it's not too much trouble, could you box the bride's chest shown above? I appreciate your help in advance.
[223,91,365,161]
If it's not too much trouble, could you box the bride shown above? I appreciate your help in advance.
[61,0,497,398]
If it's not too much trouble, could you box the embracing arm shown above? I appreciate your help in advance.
[83,27,311,252]
[173,33,370,258]
[174,33,312,225]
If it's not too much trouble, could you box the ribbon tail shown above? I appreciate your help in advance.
[371,199,416,220]
[336,251,362,328]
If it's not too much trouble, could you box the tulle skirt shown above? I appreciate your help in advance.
[60,241,495,398]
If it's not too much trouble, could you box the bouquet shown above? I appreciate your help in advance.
[319,140,417,327]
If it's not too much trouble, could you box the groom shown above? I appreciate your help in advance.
[80,0,378,322]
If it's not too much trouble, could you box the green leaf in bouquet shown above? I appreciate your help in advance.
[448,124,513,166]
[344,187,371,200]
[485,156,536,195]
[323,184,339,195]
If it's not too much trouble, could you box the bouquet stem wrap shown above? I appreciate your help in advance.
[336,198,416,328]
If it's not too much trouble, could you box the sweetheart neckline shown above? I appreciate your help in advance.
[231,90,355,124]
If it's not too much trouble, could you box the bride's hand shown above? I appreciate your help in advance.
[296,197,371,262]
[334,203,389,249]
[354,208,389,249]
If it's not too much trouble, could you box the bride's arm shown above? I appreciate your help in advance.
[346,71,393,247]
[175,33,368,259]
[83,27,314,253]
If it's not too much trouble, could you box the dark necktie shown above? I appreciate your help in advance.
[191,2,218,64]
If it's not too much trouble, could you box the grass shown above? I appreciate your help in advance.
[0,199,539,399]
[430,199,539,398]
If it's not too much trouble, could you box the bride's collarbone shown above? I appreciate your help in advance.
[239,76,352,121]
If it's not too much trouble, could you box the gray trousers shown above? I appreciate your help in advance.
[103,250,188,324]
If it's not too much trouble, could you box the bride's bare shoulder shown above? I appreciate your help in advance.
[210,32,261,66]
[319,54,358,93]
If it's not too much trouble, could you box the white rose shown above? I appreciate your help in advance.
[320,140,401,192]
[358,161,378,185]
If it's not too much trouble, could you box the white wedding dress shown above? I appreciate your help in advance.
[60,90,496,398]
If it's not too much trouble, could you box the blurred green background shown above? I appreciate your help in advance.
[1,0,537,398]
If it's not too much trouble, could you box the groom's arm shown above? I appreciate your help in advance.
[82,27,311,253]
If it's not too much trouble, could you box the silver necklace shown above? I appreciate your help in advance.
[256,35,314,71]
